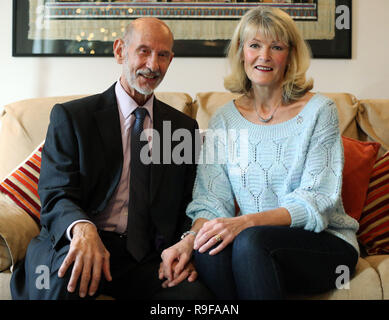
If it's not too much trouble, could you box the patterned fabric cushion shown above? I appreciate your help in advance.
[358,152,389,255]
[0,142,44,226]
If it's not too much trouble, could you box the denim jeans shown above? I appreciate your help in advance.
[194,226,359,300]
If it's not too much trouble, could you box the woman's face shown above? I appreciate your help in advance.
[242,31,290,90]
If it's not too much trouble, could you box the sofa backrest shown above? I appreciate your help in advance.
[0,92,193,180]
[0,91,388,180]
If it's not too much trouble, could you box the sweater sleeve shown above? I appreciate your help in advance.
[186,114,236,223]
[280,100,345,233]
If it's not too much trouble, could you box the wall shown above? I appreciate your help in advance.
[1,0,388,118]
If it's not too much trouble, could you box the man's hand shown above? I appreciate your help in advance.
[159,260,197,288]
[57,222,112,298]
[159,234,197,287]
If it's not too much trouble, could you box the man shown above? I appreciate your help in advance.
[10,18,212,300]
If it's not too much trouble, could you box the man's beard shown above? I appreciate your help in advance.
[123,57,161,96]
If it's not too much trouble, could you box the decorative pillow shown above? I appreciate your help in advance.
[341,136,381,221]
[0,142,43,270]
[358,152,389,255]
[0,142,44,226]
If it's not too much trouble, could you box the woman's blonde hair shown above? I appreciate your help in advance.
[224,6,313,103]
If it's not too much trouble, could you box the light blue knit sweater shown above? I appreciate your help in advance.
[186,93,360,254]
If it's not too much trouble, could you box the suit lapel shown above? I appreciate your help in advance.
[94,84,123,205]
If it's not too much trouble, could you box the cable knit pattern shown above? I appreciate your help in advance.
[187,93,360,254]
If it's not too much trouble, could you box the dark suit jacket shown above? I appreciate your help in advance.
[37,83,200,252]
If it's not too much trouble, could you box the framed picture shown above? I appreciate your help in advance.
[13,0,351,58]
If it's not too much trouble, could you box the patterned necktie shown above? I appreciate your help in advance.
[126,107,152,262]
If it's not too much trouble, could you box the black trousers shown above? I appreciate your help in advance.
[10,230,213,300]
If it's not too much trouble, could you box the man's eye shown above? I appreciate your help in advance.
[139,48,149,54]
[159,53,169,58]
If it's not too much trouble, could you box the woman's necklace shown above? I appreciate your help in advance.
[254,100,282,123]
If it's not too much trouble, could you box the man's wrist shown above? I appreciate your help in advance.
[67,220,96,241]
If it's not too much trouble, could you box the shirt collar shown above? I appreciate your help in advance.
[115,79,154,122]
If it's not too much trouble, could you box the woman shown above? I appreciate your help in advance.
[159,6,359,300]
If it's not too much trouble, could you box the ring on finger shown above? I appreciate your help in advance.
[214,234,222,242]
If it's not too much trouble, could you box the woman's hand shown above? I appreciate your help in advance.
[194,216,252,255]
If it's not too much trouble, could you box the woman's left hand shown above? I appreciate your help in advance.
[194,216,251,255]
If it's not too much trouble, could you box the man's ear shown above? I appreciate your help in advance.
[169,51,174,64]
[113,39,125,64]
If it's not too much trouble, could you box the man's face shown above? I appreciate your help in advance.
[118,21,174,97]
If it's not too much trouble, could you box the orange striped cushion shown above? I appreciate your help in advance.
[0,142,44,226]
[358,152,389,255]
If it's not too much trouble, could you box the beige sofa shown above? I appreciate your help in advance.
[0,91,388,300]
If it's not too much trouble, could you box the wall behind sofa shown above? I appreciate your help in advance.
[0,0,388,124]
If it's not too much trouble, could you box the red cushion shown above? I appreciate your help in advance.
[341,136,381,221]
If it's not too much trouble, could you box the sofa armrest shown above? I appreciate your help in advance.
[0,193,40,271]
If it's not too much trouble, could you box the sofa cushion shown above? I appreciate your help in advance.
[321,92,360,140]
[193,92,242,130]
[0,193,40,271]
[341,136,381,221]
[364,254,389,300]
[0,95,85,181]
[358,99,389,157]
[0,142,44,226]
[154,92,194,118]
[0,269,12,300]
[289,257,383,300]
[0,238,11,272]
[358,152,389,255]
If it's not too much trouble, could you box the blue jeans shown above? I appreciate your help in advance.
[194,226,359,300]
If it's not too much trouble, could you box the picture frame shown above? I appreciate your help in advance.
[12,0,351,59]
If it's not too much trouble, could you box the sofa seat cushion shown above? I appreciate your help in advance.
[0,270,12,300]
[288,257,382,300]
[364,255,389,300]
